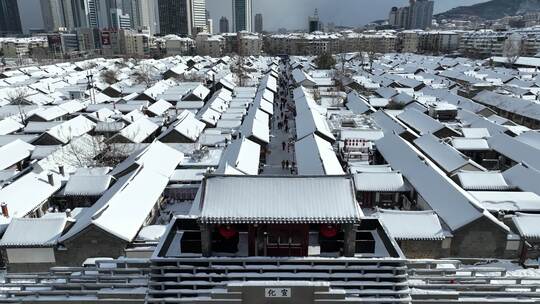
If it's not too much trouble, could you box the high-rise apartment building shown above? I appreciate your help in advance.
[232,0,251,32]
[41,0,65,31]
[219,16,229,33]
[388,0,433,30]
[0,0,22,35]
[158,0,206,36]
[308,9,321,33]
[192,0,207,34]
[409,0,433,30]
[138,0,159,34]
[254,13,263,33]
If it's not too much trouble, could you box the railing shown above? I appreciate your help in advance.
[0,259,150,301]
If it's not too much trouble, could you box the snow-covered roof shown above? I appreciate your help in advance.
[0,171,62,218]
[462,128,490,139]
[353,172,409,192]
[488,133,540,171]
[63,175,113,196]
[515,131,540,151]
[0,215,67,247]
[199,175,362,224]
[295,133,344,176]
[451,138,490,151]
[147,99,173,117]
[30,106,68,121]
[0,118,24,135]
[414,134,483,174]
[59,143,182,243]
[469,191,540,212]
[292,69,316,86]
[116,117,158,143]
[512,212,540,240]
[0,139,34,170]
[397,108,444,135]
[296,107,335,142]
[216,137,260,175]
[158,110,206,143]
[376,133,496,231]
[346,92,374,114]
[503,164,540,196]
[456,171,511,191]
[376,209,446,241]
[44,115,96,144]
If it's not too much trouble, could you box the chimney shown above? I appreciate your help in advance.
[1,203,8,217]
[65,208,72,218]
[96,111,100,120]
[59,165,65,176]
[47,173,54,186]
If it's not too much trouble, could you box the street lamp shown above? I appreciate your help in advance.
[86,72,95,104]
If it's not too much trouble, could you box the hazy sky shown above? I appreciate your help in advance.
[207,0,490,32]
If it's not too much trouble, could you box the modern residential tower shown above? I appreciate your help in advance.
[158,0,206,36]
[254,13,263,33]
[308,8,321,33]
[388,0,433,30]
[41,0,65,32]
[232,0,252,32]
[409,0,434,30]
[219,16,229,33]
[0,0,22,35]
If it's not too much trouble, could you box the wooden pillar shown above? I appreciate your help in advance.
[201,224,212,257]
[343,223,356,257]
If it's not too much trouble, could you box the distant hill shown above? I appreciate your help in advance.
[436,0,540,21]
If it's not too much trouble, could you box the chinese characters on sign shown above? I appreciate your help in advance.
[265,288,291,298]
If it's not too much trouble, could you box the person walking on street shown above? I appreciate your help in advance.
[281,160,286,170]
[282,141,286,151]
[285,160,289,169]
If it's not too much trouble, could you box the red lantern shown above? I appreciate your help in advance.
[218,225,238,239]
[320,224,338,238]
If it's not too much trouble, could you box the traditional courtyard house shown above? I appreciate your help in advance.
[413,134,485,176]
[375,209,450,258]
[376,134,514,258]
[397,108,460,139]
[158,110,206,143]
[55,142,182,266]
[0,215,68,272]
[353,171,411,209]
[32,115,96,145]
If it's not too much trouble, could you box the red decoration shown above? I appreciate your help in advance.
[218,225,238,239]
[320,224,338,238]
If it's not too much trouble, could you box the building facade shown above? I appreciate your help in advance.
[0,0,22,35]
[409,0,434,30]
[308,9,321,33]
[158,0,205,36]
[232,0,251,32]
[40,0,65,32]
[254,13,263,33]
[219,16,229,33]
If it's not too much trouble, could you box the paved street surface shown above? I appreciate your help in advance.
[262,84,296,176]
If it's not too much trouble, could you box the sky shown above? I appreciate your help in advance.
[207,0,490,32]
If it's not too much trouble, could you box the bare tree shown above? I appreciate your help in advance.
[231,56,248,86]
[7,87,31,123]
[59,134,133,168]
[132,64,154,88]
[100,69,119,85]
